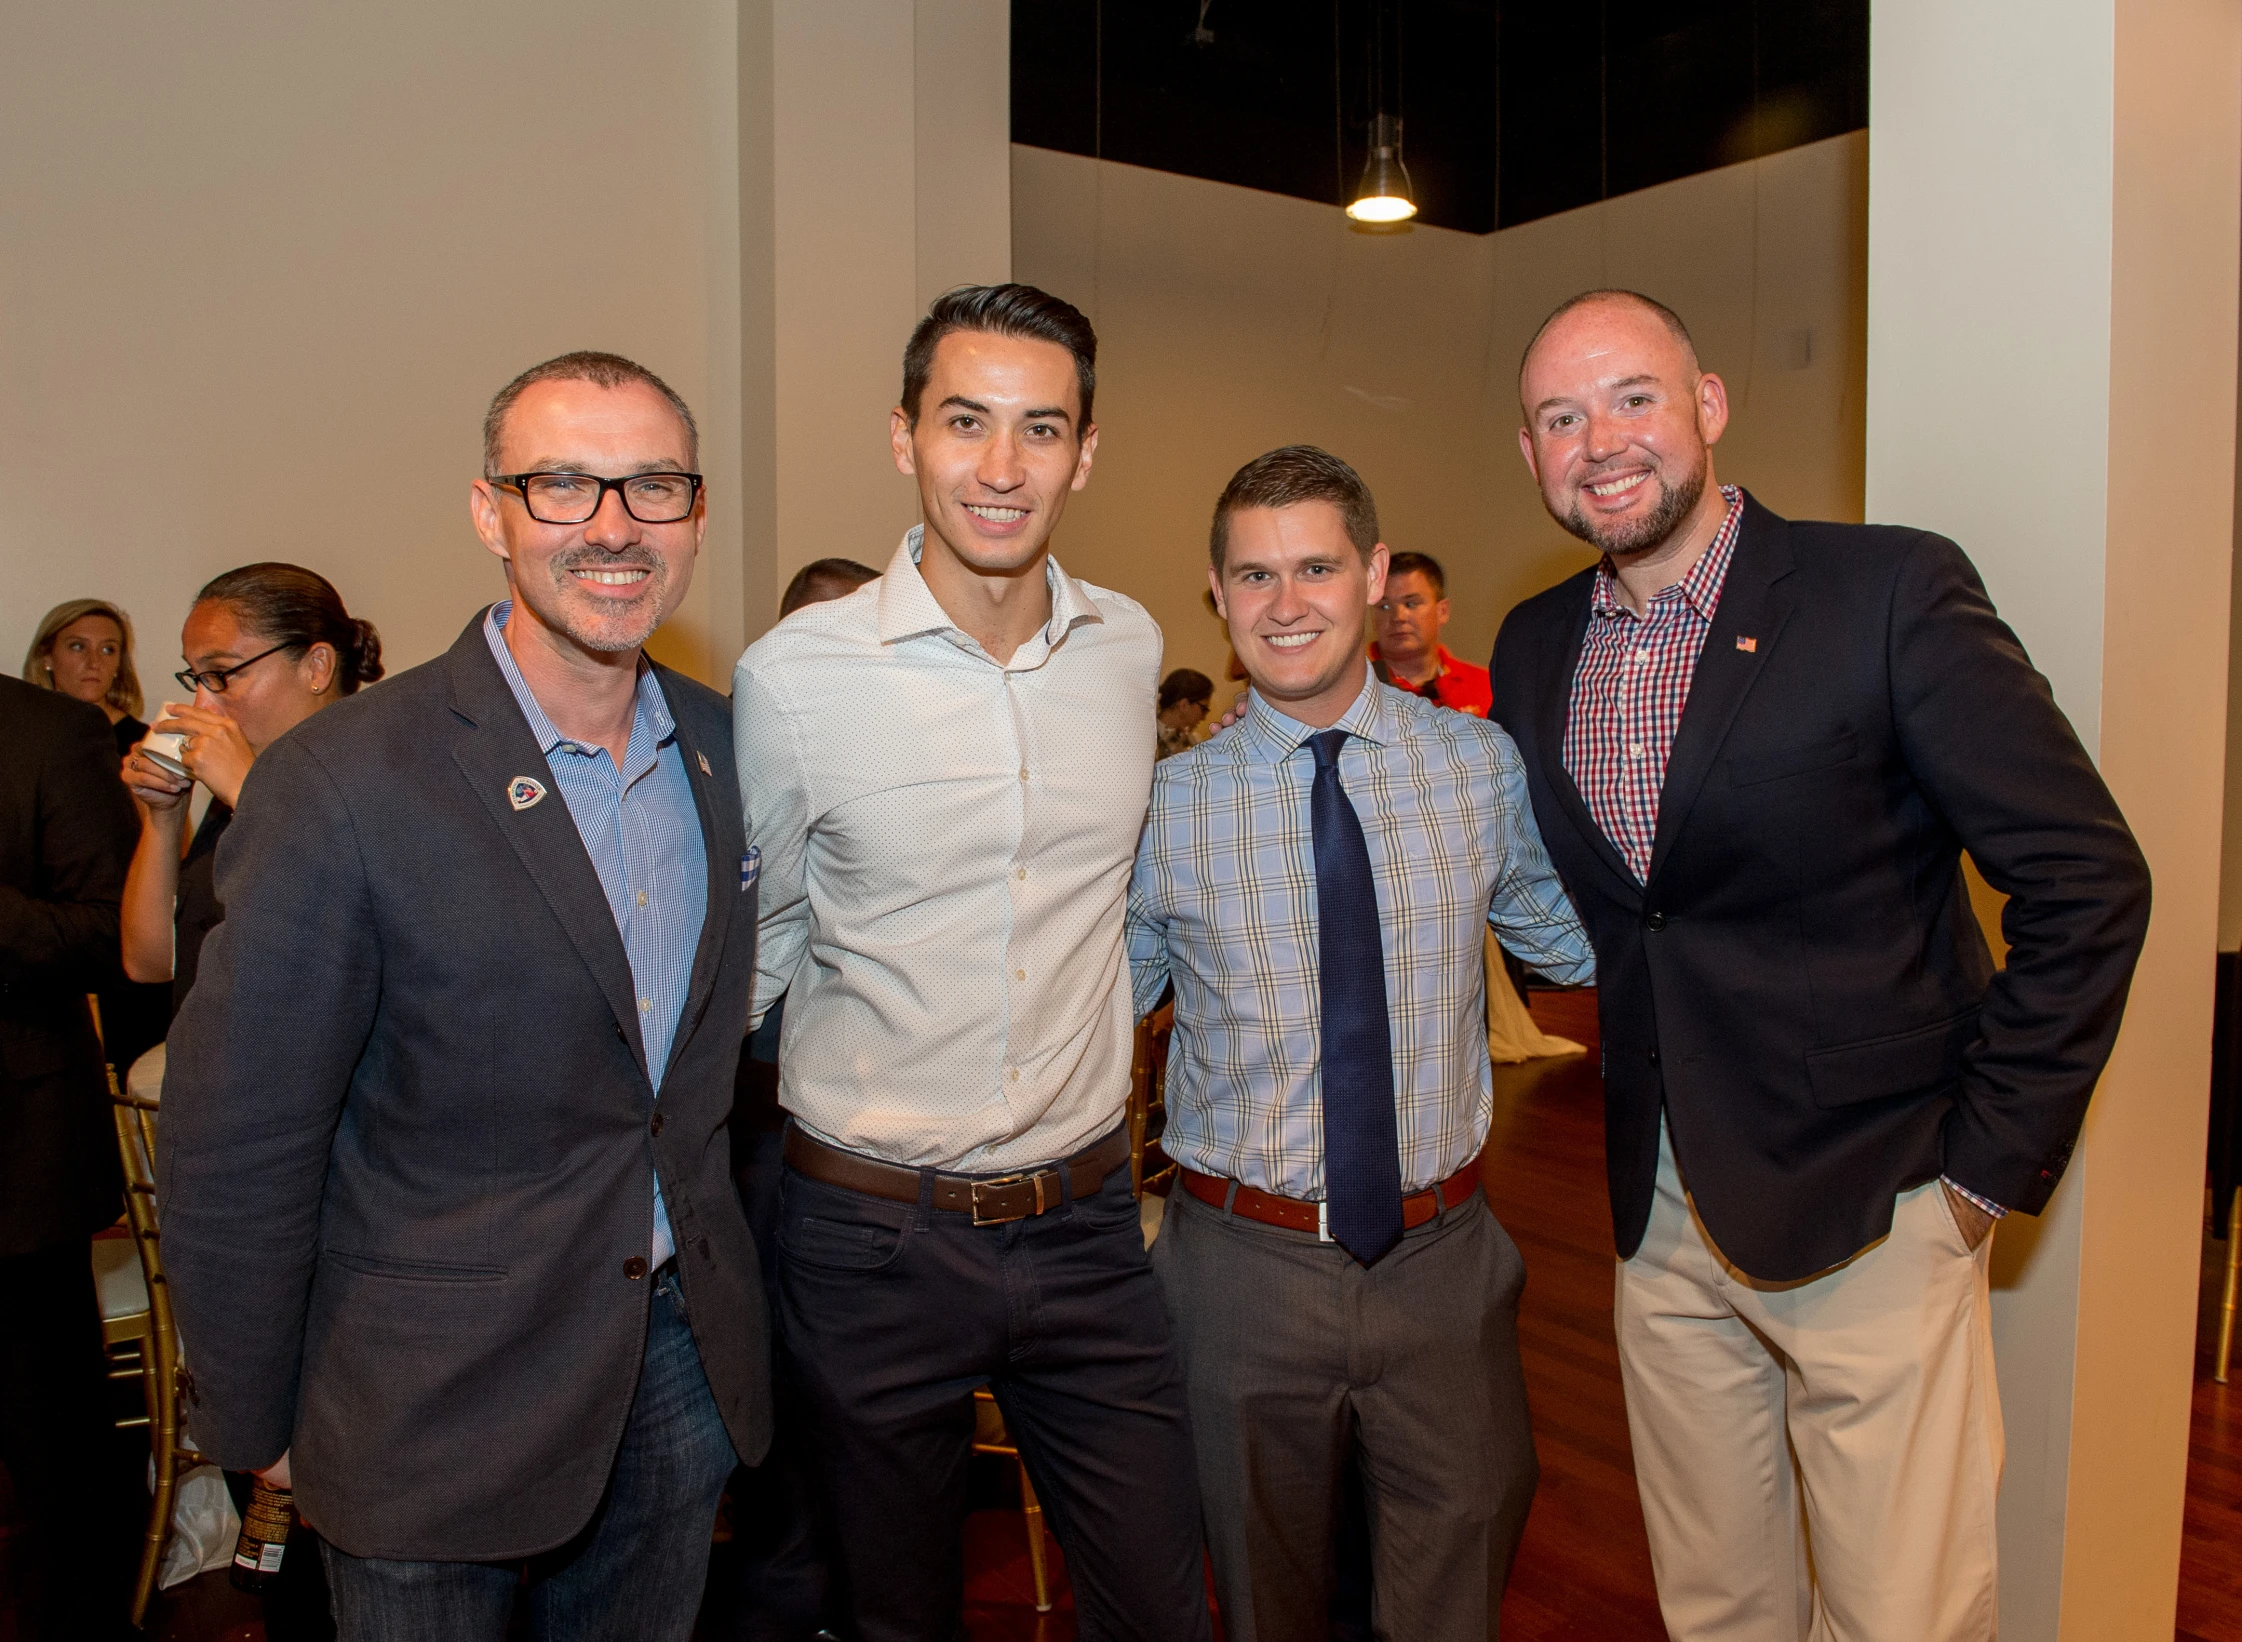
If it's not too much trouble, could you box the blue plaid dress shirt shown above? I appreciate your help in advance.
[485,603,707,1264]
[1127,677,1594,1201]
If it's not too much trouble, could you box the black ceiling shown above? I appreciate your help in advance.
[1011,1,1869,236]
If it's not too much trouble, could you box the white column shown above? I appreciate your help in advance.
[1866,1,2241,1633]
[733,0,1012,642]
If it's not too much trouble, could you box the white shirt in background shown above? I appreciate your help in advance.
[732,527,1162,1171]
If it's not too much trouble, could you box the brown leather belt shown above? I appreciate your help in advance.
[783,1122,1133,1227]
[1179,1157,1483,1240]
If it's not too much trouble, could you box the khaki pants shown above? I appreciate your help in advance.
[1616,1120,2003,1641]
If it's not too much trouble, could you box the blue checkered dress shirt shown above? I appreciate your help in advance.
[484,603,707,1264]
[1126,677,1594,1200]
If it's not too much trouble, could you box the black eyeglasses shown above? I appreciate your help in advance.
[175,643,291,695]
[489,471,704,526]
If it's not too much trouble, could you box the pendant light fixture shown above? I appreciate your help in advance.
[1346,2,1416,224]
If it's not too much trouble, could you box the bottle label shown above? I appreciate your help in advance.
[234,1541,286,1573]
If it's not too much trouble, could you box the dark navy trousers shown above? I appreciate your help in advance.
[776,1152,1211,1642]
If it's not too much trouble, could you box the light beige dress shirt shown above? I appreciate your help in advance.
[732,528,1162,1171]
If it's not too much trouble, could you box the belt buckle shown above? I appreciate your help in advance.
[970,1169,1055,1226]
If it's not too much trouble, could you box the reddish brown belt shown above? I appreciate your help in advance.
[1179,1157,1483,1240]
[783,1122,1132,1227]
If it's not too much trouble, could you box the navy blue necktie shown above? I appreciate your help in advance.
[1309,729,1403,1265]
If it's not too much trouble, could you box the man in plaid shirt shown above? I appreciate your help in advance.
[1127,445,1592,1642]
[1493,291,2149,1639]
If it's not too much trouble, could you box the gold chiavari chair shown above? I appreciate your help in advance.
[107,1060,208,1628]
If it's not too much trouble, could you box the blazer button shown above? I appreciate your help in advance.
[1648,1048,1661,1066]
[623,1256,648,1280]
[1645,911,1667,931]
[650,1111,665,1137]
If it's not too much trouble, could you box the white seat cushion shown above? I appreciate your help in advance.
[91,1233,149,1322]
[126,1041,166,1106]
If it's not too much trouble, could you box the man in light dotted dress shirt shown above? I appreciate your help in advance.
[732,285,1210,1642]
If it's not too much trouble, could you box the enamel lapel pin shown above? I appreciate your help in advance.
[508,776,547,811]
[1735,636,1759,653]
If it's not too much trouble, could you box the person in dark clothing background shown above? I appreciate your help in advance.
[725,554,878,1642]
[0,671,141,1639]
[117,563,382,1640]
[23,598,168,1075]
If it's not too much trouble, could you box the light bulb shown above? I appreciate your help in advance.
[1347,113,1417,224]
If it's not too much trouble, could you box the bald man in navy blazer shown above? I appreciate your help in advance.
[1490,291,2149,1641]
[162,353,769,1642]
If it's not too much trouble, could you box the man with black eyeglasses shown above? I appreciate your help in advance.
[161,352,771,1641]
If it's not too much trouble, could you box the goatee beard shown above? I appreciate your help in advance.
[1560,464,1705,559]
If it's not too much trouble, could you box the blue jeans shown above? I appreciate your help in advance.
[322,1265,738,1641]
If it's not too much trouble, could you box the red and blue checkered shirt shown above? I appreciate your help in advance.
[1562,485,1746,882]
[1557,486,2008,1220]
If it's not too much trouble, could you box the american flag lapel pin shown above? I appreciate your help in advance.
[1735,635,1758,653]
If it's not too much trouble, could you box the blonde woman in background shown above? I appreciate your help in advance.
[24,598,147,757]
[25,599,169,1073]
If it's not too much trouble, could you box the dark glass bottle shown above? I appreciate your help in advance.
[230,1478,293,1591]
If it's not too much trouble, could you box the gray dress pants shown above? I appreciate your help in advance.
[1151,1184,1537,1642]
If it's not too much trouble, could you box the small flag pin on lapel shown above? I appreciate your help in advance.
[697,750,712,777]
[1735,635,1758,653]
[508,776,547,811]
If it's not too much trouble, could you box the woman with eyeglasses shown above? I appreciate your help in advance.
[121,564,383,1015]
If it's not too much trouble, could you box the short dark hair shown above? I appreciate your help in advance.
[1209,445,1381,572]
[1158,668,1215,712]
[484,351,699,477]
[195,563,384,695]
[900,284,1097,432]
[780,557,882,618]
[1385,551,1446,595]
[1521,289,1699,382]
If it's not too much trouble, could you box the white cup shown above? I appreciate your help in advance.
[140,729,190,779]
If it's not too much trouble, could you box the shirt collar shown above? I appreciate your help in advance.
[874,525,1104,656]
[1239,668,1389,765]
[1589,483,1746,621]
[482,601,673,756]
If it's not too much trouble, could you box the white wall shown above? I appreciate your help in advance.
[1869,0,2241,1632]
[1011,133,1867,691]
[1,0,747,686]
[1,0,1014,691]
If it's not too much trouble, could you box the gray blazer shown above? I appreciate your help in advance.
[160,614,771,1560]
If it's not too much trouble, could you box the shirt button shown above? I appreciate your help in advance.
[639,997,653,1013]
[1015,968,1027,981]
[1015,867,1028,881]
[635,889,648,907]
[623,1256,648,1280]
[1627,742,1644,758]
[1018,768,1029,782]
[1008,1068,1021,1082]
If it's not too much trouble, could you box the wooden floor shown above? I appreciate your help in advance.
[18,984,2242,1639]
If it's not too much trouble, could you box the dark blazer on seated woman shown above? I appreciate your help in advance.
[1490,491,2152,1282]
[158,615,771,1561]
